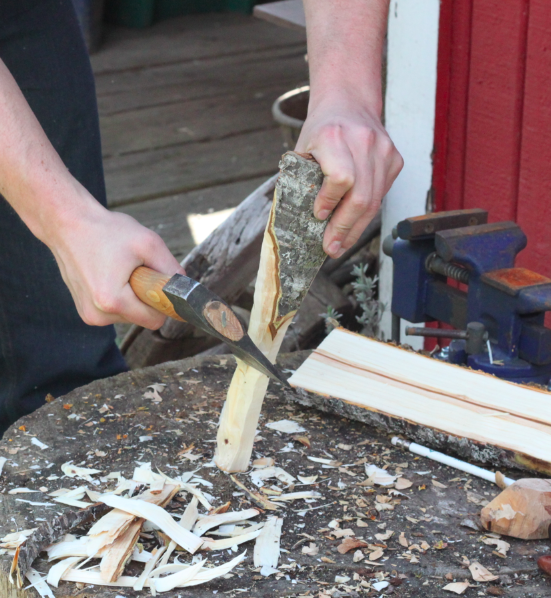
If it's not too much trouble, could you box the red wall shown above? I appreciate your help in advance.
[433,0,551,276]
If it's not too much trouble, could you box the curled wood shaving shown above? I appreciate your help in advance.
[61,462,102,483]
[194,508,259,536]
[153,557,205,592]
[60,551,247,591]
[159,496,199,568]
[271,491,321,502]
[134,546,166,591]
[250,466,295,487]
[253,516,283,576]
[47,537,92,561]
[201,528,262,551]
[208,522,265,537]
[98,494,203,554]
[46,556,84,587]
[25,567,54,597]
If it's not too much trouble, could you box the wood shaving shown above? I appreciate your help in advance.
[61,462,102,483]
[443,581,471,594]
[469,561,499,582]
[481,536,510,556]
[254,516,283,576]
[194,508,259,536]
[98,494,203,554]
[265,420,306,434]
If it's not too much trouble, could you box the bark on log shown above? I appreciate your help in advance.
[215,152,327,472]
[1,498,111,591]
[123,175,277,368]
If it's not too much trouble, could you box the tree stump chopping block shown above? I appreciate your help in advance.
[1,353,549,597]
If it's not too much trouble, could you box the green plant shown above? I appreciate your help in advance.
[320,305,342,335]
[351,263,384,338]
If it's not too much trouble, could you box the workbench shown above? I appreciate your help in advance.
[0,353,548,597]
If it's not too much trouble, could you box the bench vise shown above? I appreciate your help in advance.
[383,209,551,385]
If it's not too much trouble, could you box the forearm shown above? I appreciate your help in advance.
[303,0,389,114]
[0,58,99,246]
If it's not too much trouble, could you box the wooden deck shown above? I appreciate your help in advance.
[92,12,307,261]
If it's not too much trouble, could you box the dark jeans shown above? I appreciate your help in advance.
[0,0,127,435]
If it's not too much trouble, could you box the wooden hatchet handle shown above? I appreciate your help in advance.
[129,266,184,322]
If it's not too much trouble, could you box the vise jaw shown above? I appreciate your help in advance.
[384,209,551,384]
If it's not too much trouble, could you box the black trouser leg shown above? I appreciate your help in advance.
[0,0,127,435]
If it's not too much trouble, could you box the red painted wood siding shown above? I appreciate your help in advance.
[433,0,551,277]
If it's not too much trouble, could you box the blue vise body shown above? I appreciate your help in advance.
[387,209,551,384]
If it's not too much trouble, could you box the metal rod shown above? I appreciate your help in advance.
[425,253,470,284]
[405,326,467,340]
[391,437,515,487]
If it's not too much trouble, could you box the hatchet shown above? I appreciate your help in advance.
[129,267,289,386]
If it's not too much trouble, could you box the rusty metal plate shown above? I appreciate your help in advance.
[397,208,488,240]
[481,267,551,296]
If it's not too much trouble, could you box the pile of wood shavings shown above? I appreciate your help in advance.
[6,461,292,596]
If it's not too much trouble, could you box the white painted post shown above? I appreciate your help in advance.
[379,0,441,345]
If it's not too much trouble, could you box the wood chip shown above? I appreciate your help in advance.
[395,478,413,490]
[368,547,384,560]
[469,561,499,582]
[266,420,306,434]
[61,462,102,483]
[302,542,319,556]
[337,538,367,554]
[482,537,510,556]
[443,581,471,594]
[432,479,448,489]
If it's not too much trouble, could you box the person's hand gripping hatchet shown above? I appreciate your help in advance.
[129,267,289,386]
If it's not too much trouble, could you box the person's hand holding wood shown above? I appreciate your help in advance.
[296,0,403,259]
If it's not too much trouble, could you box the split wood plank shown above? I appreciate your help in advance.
[215,152,327,472]
[288,328,551,474]
[96,47,306,116]
[104,128,284,207]
[91,13,305,75]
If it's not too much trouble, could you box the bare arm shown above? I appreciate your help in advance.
[0,58,182,329]
[297,0,403,258]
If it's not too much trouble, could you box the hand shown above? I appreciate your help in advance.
[46,193,184,330]
[295,98,403,258]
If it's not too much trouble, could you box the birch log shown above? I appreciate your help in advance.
[215,152,327,472]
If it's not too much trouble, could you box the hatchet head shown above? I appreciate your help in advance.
[162,274,290,386]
